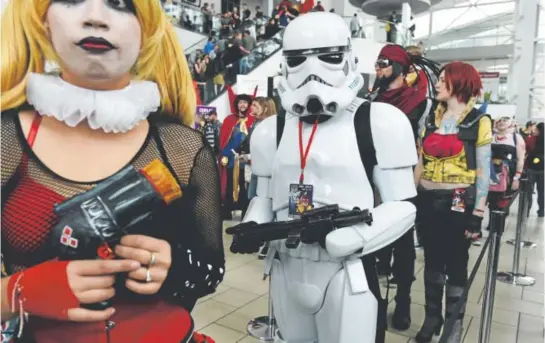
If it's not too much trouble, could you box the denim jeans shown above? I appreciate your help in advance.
[239,56,250,74]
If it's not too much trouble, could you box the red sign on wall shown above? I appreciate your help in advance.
[479,72,500,79]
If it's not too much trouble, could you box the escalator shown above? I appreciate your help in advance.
[163,2,216,52]
[196,32,284,119]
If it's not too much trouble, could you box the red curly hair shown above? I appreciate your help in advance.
[440,61,482,104]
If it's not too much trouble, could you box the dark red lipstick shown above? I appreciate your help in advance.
[76,37,115,53]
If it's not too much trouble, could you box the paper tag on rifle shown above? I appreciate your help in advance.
[451,188,466,212]
[288,183,314,218]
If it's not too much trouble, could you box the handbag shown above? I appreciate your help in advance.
[489,159,510,192]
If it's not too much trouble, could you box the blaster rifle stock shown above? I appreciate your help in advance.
[226,204,373,249]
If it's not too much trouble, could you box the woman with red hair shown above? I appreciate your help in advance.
[414,62,492,343]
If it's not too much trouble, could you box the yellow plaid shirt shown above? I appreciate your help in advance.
[421,102,492,184]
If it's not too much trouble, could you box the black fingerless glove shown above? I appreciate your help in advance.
[467,215,483,234]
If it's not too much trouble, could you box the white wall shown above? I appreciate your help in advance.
[352,38,386,74]
[174,27,207,51]
[478,104,516,120]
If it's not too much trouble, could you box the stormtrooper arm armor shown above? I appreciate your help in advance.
[241,116,278,224]
[326,103,418,259]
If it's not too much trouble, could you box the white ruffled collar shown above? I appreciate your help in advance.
[26,73,160,133]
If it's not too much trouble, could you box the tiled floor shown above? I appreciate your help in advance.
[193,207,544,343]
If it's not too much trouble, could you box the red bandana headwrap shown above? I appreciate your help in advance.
[376,44,427,116]
[379,44,412,69]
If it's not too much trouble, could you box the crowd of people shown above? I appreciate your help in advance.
[216,39,544,343]
[162,0,337,104]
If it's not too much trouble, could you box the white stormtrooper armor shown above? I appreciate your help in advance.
[243,12,418,343]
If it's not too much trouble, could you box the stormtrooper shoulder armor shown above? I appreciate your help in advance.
[249,115,278,177]
[371,102,418,169]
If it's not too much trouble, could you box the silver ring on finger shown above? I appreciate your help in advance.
[149,252,157,267]
[145,268,152,283]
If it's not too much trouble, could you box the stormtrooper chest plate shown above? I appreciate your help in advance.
[271,107,374,219]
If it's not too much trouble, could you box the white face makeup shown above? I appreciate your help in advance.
[46,0,142,83]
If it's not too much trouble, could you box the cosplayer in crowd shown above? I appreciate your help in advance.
[240,96,277,259]
[414,62,492,343]
[243,96,277,201]
[487,117,525,222]
[369,44,441,138]
[202,110,222,154]
[219,85,257,220]
[229,12,418,343]
[0,1,224,342]
[527,122,545,217]
[368,44,439,331]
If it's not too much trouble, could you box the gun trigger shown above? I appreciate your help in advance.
[366,212,373,225]
[285,230,301,249]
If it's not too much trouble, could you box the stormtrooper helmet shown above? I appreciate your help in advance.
[278,12,364,117]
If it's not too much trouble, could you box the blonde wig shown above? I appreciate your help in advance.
[252,97,268,118]
[252,97,276,120]
[1,0,196,126]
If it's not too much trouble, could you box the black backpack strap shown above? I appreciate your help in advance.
[276,108,286,148]
[422,103,438,144]
[457,109,490,170]
[353,102,376,189]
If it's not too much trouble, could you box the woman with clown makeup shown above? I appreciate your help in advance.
[0,0,224,342]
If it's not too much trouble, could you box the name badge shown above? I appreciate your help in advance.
[288,183,314,218]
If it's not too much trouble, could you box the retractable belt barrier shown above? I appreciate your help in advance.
[497,177,537,286]
[439,211,507,343]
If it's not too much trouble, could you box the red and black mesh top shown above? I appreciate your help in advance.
[1,107,225,307]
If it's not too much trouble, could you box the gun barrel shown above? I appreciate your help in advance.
[332,210,371,228]
[227,220,306,241]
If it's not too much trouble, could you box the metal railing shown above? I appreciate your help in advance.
[428,33,514,50]
[193,31,283,105]
[340,16,416,46]
[163,1,223,35]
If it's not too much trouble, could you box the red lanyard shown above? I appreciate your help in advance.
[298,120,319,184]
[27,114,43,148]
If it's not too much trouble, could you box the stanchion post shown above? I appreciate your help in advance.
[479,211,505,343]
[247,276,276,342]
[506,177,529,249]
[506,174,538,249]
[521,171,537,248]
[513,179,526,275]
[497,178,536,286]
[266,278,276,338]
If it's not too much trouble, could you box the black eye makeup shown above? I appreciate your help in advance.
[106,0,136,13]
[51,0,136,14]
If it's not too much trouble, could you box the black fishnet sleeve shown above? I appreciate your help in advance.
[182,143,225,295]
[1,110,24,190]
[156,121,225,306]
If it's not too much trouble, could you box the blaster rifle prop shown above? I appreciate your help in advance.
[226,204,373,252]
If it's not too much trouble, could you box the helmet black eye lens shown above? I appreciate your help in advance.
[287,56,307,68]
[318,53,343,64]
